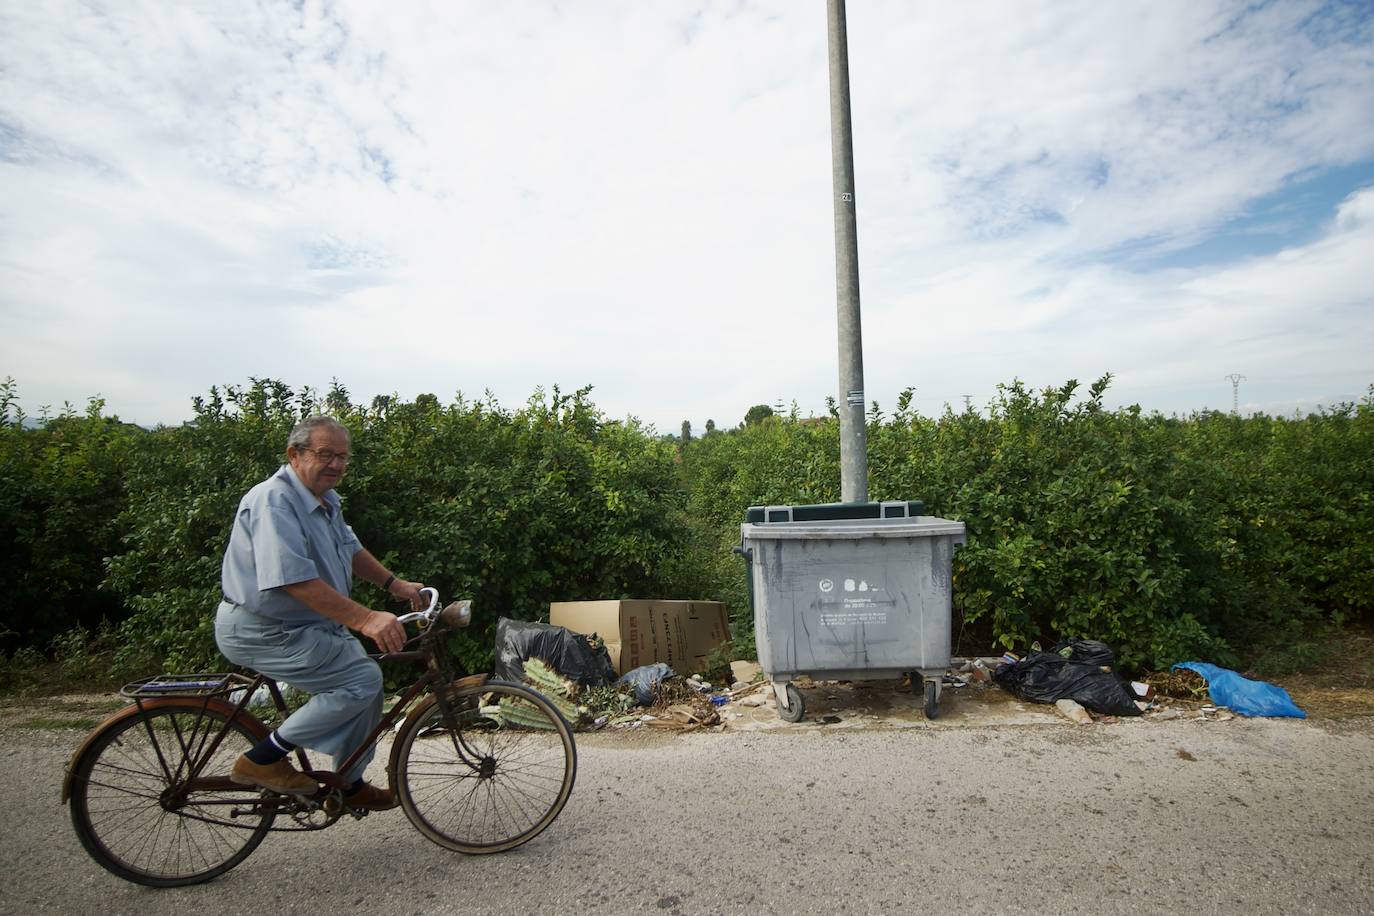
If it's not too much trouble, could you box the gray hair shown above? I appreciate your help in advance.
[287,415,349,451]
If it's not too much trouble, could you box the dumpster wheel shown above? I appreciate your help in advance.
[778,683,805,723]
[922,679,940,720]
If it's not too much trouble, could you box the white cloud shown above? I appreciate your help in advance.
[1,0,1372,429]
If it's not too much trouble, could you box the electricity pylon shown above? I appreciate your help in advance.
[1224,374,1246,416]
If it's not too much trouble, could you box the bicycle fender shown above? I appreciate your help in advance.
[386,673,490,786]
[61,697,270,802]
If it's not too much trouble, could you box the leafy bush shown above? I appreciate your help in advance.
[104,380,308,669]
[0,380,142,655]
[106,381,693,670]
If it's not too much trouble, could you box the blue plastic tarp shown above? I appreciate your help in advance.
[1172,662,1306,718]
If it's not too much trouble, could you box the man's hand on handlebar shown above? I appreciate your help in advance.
[392,579,427,611]
[361,610,407,654]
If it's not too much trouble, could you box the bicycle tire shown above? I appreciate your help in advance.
[394,679,576,854]
[68,701,276,886]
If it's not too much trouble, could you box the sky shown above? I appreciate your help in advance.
[2,0,1372,431]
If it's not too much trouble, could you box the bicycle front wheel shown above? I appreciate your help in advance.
[68,701,276,886]
[394,680,576,854]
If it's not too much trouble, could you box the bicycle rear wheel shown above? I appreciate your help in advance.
[68,701,276,886]
[394,680,576,854]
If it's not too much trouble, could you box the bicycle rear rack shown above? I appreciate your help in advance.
[120,673,257,699]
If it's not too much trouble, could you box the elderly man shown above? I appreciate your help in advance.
[214,415,423,811]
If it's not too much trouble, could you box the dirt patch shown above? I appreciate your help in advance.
[1281,684,1374,718]
[0,693,125,730]
[1263,624,1374,713]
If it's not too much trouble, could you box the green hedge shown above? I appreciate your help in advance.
[681,377,1373,670]
[0,382,140,654]
[2,375,1370,674]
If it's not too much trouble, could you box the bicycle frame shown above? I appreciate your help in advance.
[67,590,576,888]
[63,592,486,823]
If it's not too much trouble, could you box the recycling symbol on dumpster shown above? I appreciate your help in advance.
[818,578,834,593]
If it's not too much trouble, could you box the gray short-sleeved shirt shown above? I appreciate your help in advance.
[221,464,363,623]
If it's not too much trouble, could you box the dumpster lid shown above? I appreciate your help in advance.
[744,500,924,524]
[740,516,966,541]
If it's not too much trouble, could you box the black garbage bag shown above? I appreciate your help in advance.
[616,663,675,705]
[992,639,1141,716]
[493,617,617,688]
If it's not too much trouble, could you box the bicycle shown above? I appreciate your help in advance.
[62,589,577,887]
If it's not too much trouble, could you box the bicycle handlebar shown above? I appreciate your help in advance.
[395,587,440,626]
[394,588,472,633]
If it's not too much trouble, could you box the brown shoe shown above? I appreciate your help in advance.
[231,755,318,795]
[344,782,398,811]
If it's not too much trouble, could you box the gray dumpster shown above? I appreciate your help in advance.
[739,502,966,722]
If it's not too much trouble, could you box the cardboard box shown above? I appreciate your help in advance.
[549,600,730,675]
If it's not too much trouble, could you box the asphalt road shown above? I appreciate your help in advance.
[5,700,1373,915]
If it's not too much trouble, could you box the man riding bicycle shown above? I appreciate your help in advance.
[214,415,424,811]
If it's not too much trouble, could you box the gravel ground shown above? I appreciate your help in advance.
[4,690,1373,915]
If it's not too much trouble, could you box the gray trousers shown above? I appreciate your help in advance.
[214,602,383,783]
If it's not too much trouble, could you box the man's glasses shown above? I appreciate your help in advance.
[300,446,351,465]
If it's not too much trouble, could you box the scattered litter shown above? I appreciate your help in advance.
[1130,681,1156,700]
[725,680,766,698]
[645,704,720,730]
[738,693,769,708]
[1197,704,1236,722]
[943,674,969,688]
[730,660,762,684]
[1150,708,1182,721]
[818,715,842,725]
[710,695,729,706]
[1055,698,1093,725]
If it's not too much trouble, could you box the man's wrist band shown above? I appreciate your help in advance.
[382,575,396,593]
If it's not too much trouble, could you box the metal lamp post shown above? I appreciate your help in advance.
[827,0,868,502]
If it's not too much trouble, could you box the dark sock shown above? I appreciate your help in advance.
[244,730,297,765]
